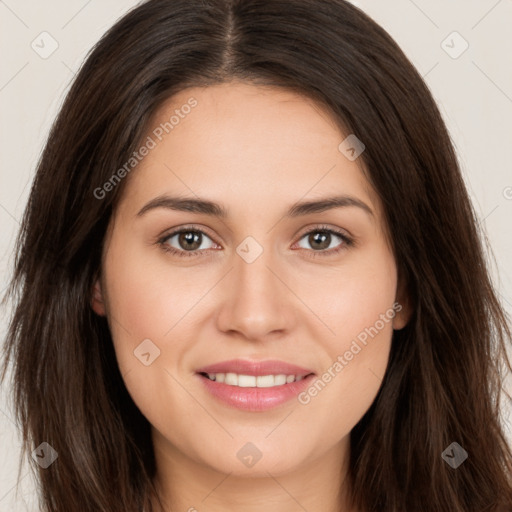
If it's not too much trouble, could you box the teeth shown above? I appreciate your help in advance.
[257,375,275,388]
[239,375,256,387]
[205,372,307,387]
[225,373,238,386]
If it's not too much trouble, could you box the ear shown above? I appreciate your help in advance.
[392,274,413,330]
[91,278,106,316]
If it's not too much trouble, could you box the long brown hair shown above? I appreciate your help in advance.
[2,0,511,510]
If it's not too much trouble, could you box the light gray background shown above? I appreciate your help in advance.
[1,0,511,509]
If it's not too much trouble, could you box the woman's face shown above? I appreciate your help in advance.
[92,81,409,480]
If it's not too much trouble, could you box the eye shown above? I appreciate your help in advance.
[294,225,354,257]
[157,224,354,259]
[158,227,218,257]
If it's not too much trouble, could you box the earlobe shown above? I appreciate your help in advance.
[91,278,106,316]
[392,301,411,330]
[392,277,413,331]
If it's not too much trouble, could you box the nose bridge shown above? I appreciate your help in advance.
[236,241,275,301]
[216,235,291,338]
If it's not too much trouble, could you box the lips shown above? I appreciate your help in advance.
[195,358,316,411]
[196,359,315,377]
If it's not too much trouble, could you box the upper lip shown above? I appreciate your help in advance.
[196,359,315,377]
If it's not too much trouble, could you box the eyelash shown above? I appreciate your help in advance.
[157,224,355,259]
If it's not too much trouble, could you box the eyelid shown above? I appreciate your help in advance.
[294,223,353,242]
[157,224,219,244]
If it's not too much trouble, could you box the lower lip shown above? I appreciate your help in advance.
[197,373,316,411]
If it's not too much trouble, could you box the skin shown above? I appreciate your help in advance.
[92,81,411,512]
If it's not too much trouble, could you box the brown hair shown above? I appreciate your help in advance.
[2,0,512,510]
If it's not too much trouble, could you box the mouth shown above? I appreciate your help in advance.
[195,359,316,411]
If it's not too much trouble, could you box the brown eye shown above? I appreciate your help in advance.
[160,228,217,256]
[296,227,352,254]
[176,231,203,251]
[306,231,333,250]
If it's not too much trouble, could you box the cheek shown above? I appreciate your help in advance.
[310,246,398,347]
[298,248,397,424]
[103,238,202,349]
[101,239,218,422]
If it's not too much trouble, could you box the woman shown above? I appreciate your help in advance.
[2,0,511,510]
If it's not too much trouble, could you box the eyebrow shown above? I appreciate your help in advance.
[136,194,374,219]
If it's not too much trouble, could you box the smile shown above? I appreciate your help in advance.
[195,359,316,411]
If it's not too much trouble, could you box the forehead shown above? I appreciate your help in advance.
[117,81,382,224]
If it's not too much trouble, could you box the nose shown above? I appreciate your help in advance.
[216,244,295,341]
